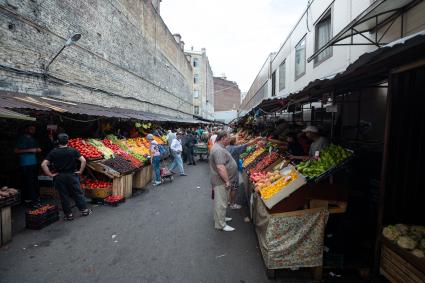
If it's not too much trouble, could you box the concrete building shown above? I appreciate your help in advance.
[241,0,425,114]
[0,0,193,118]
[213,75,241,124]
[185,48,214,120]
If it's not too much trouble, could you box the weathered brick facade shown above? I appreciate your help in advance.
[0,0,193,118]
[213,76,240,111]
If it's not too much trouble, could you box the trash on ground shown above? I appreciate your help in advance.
[216,254,226,259]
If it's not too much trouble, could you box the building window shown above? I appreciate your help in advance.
[194,74,199,84]
[193,90,199,98]
[193,58,199,68]
[315,9,332,64]
[194,106,199,115]
[271,71,276,97]
[295,36,306,79]
[279,60,286,91]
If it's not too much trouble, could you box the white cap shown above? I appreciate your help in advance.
[302,125,319,133]
[146,134,154,140]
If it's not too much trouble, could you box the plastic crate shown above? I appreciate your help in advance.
[25,205,59,230]
[104,197,125,207]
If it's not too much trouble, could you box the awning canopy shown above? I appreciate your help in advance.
[0,91,206,124]
[308,0,420,62]
[0,107,36,121]
[242,29,425,119]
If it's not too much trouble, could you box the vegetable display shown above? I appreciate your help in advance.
[69,138,103,159]
[81,180,112,189]
[88,139,114,159]
[104,195,124,203]
[382,224,425,258]
[0,186,18,199]
[27,204,57,215]
[297,144,352,178]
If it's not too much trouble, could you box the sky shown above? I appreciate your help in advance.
[161,0,308,92]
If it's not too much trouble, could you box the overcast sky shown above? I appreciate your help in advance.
[161,0,308,92]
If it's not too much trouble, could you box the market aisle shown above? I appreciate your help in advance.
[0,162,310,283]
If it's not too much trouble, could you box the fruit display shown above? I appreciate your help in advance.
[152,135,165,144]
[81,179,112,189]
[248,152,280,175]
[102,155,136,174]
[27,204,57,215]
[69,138,103,159]
[127,138,150,156]
[257,169,299,200]
[382,224,425,258]
[250,172,268,183]
[88,139,114,159]
[297,144,353,178]
[243,147,266,167]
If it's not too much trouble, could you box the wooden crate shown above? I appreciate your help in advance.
[1,206,12,246]
[380,239,425,283]
[112,174,133,199]
[309,199,347,214]
[145,165,153,182]
[133,166,150,189]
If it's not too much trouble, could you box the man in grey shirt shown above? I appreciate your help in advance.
[209,131,238,232]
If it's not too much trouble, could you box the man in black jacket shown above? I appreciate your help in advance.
[41,133,92,221]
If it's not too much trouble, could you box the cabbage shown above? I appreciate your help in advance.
[397,236,417,250]
[395,224,409,235]
[383,226,401,241]
[411,249,424,258]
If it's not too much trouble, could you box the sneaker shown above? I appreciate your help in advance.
[222,225,235,232]
[64,213,74,221]
[225,217,232,222]
[180,173,187,176]
[230,204,242,210]
[153,181,161,186]
[81,209,92,217]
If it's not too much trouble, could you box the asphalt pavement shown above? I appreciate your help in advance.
[0,161,315,283]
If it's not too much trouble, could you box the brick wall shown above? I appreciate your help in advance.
[0,0,193,118]
[213,77,240,111]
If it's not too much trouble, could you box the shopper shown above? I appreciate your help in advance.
[169,133,186,176]
[15,124,42,208]
[208,128,218,152]
[226,135,263,210]
[41,133,91,220]
[209,131,238,232]
[147,134,161,186]
[286,133,305,156]
[186,131,197,165]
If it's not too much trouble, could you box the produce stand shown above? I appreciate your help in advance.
[133,165,153,189]
[253,192,329,279]
[194,142,208,160]
[237,134,354,280]
[1,206,11,246]
[380,237,425,283]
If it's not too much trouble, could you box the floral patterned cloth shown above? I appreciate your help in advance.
[254,194,329,269]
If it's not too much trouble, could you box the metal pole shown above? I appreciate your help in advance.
[45,45,66,71]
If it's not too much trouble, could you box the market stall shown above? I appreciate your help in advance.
[235,131,354,279]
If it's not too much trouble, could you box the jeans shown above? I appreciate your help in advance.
[53,173,87,215]
[152,156,161,183]
[21,165,40,202]
[169,152,184,174]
